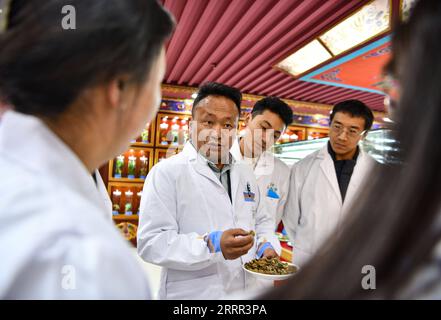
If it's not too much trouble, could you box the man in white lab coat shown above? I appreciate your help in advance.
[137,82,281,300]
[231,97,293,230]
[283,100,376,267]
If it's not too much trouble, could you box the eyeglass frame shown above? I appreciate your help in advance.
[329,122,367,139]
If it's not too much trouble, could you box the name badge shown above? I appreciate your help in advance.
[243,182,255,202]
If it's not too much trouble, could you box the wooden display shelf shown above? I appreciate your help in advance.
[154,147,183,165]
[107,182,144,218]
[107,181,145,195]
[112,214,139,222]
[108,147,154,182]
[130,142,154,148]
[306,127,329,140]
[128,119,156,147]
[108,177,145,183]
[156,112,190,148]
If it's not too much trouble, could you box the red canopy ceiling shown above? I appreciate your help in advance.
[160,0,393,112]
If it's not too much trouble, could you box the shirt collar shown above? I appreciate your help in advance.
[189,139,234,173]
[327,141,360,162]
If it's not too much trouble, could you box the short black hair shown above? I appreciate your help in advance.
[0,0,174,118]
[192,82,242,116]
[330,100,374,131]
[251,96,293,127]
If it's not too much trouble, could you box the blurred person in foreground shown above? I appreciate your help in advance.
[262,0,441,299]
[0,0,174,299]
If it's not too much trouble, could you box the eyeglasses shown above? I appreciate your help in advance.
[330,123,366,138]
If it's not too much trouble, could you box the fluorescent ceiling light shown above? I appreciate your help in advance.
[274,0,392,78]
[319,0,390,56]
[276,40,332,76]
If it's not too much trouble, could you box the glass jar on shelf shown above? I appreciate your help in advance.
[137,191,143,215]
[124,190,133,216]
[127,154,137,179]
[170,117,180,145]
[180,118,189,145]
[289,133,299,142]
[141,123,150,144]
[139,155,149,179]
[114,155,125,178]
[112,189,121,215]
[159,116,169,145]
[280,133,290,144]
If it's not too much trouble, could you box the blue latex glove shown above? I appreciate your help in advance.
[257,242,274,258]
[207,231,223,253]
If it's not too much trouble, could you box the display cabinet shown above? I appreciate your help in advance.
[277,125,307,144]
[306,127,329,140]
[108,182,143,218]
[154,146,183,165]
[272,129,399,166]
[156,112,191,148]
[129,121,155,147]
[108,147,154,183]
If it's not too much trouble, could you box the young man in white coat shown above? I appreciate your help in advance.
[231,97,293,229]
[137,82,281,300]
[283,100,376,267]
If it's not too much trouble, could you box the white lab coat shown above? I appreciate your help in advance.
[137,142,281,300]
[0,111,150,299]
[230,140,290,228]
[282,144,376,267]
[94,169,112,220]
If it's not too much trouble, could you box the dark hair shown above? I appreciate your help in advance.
[330,99,374,131]
[0,0,174,118]
[263,0,441,299]
[192,82,242,116]
[251,96,293,127]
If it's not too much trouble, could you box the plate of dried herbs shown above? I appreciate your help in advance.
[243,258,299,280]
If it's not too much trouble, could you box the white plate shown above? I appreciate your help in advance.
[243,261,299,281]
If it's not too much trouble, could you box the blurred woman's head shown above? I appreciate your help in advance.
[0,0,174,166]
[263,0,441,299]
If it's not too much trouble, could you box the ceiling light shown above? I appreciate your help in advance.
[274,0,391,78]
[319,0,390,56]
[276,40,332,77]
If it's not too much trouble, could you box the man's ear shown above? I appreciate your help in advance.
[244,113,252,126]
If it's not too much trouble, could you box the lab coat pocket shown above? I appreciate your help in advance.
[165,273,223,300]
